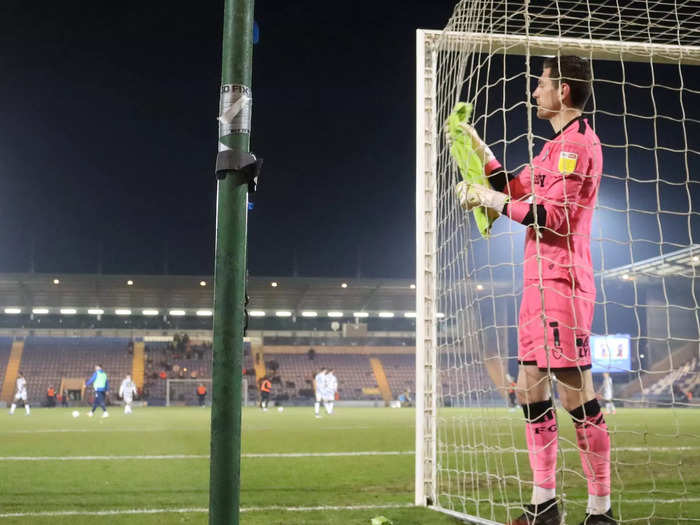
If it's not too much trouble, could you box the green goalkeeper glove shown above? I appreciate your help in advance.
[445,102,498,238]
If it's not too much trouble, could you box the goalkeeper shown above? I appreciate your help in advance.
[452,57,612,525]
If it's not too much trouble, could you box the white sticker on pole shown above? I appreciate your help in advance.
[218,84,252,147]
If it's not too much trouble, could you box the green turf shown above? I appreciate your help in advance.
[0,407,697,524]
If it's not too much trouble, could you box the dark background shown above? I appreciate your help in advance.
[0,1,455,278]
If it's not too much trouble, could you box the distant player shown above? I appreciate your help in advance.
[259,376,271,411]
[323,369,338,415]
[313,368,327,418]
[600,373,615,415]
[119,374,138,415]
[9,371,30,415]
[196,383,207,407]
[455,57,614,524]
[85,364,110,418]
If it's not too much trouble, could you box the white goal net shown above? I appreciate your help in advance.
[166,379,212,407]
[416,1,700,523]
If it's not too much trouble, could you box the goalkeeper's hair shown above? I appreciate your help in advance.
[542,56,592,110]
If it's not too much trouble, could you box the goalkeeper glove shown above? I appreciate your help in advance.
[456,181,509,213]
[460,123,497,169]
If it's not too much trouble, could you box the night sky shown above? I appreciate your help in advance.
[0,1,455,278]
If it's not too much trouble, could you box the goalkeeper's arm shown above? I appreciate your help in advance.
[458,123,524,195]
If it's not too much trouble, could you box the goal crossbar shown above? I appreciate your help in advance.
[422,30,700,65]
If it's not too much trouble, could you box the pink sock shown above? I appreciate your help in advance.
[524,399,558,491]
[570,399,611,497]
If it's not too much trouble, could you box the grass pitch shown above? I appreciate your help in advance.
[0,406,697,524]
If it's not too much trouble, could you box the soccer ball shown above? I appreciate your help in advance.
[277,406,284,412]
[72,410,80,418]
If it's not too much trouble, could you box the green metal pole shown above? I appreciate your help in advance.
[209,0,254,523]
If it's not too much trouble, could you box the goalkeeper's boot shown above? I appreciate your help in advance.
[579,509,616,525]
[509,498,562,525]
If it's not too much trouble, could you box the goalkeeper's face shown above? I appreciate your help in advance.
[532,68,562,120]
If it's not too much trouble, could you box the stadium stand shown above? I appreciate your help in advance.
[0,336,16,399]
[375,353,415,397]
[262,336,414,347]
[642,357,698,397]
[20,337,132,402]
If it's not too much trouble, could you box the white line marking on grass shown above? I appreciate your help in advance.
[1,428,184,434]
[0,451,414,461]
[0,503,413,519]
[241,503,413,512]
[0,426,370,435]
[3,500,700,520]
[1,447,698,461]
[0,455,209,461]
[243,451,414,458]
[451,446,700,454]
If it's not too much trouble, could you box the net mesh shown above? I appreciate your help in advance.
[166,379,211,406]
[422,0,700,522]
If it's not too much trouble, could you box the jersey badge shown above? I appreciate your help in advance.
[558,151,578,174]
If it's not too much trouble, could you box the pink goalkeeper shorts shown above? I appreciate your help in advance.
[518,279,595,371]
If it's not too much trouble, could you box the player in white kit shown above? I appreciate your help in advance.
[9,371,30,415]
[323,369,338,415]
[600,372,615,415]
[313,368,327,418]
[119,374,138,414]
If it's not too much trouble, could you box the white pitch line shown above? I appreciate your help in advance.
[453,446,700,454]
[0,446,697,462]
[0,451,414,461]
[0,503,413,519]
[2,500,700,520]
[0,425,370,435]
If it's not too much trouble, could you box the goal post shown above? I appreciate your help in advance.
[416,2,700,522]
[166,379,212,407]
[166,378,249,407]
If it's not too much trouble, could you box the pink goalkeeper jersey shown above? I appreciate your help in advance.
[488,117,603,291]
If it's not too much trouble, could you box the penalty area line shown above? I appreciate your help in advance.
[0,451,414,461]
[0,503,414,519]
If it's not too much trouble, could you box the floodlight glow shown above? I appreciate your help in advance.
[200,280,207,286]
[301,311,318,317]
[4,307,21,314]
[622,273,630,280]
[693,256,699,263]
[404,312,417,318]
[32,308,49,315]
[275,311,292,317]
[115,309,132,316]
[126,280,134,286]
[341,282,348,288]
[53,278,60,285]
[87,308,104,315]
[378,312,394,318]
[353,312,369,318]
[249,310,266,317]
[476,284,484,290]
[196,310,213,317]
[327,311,343,318]
[270,282,278,288]
[410,284,416,289]
[142,309,159,316]
[169,309,186,317]
[60,308,77,315]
